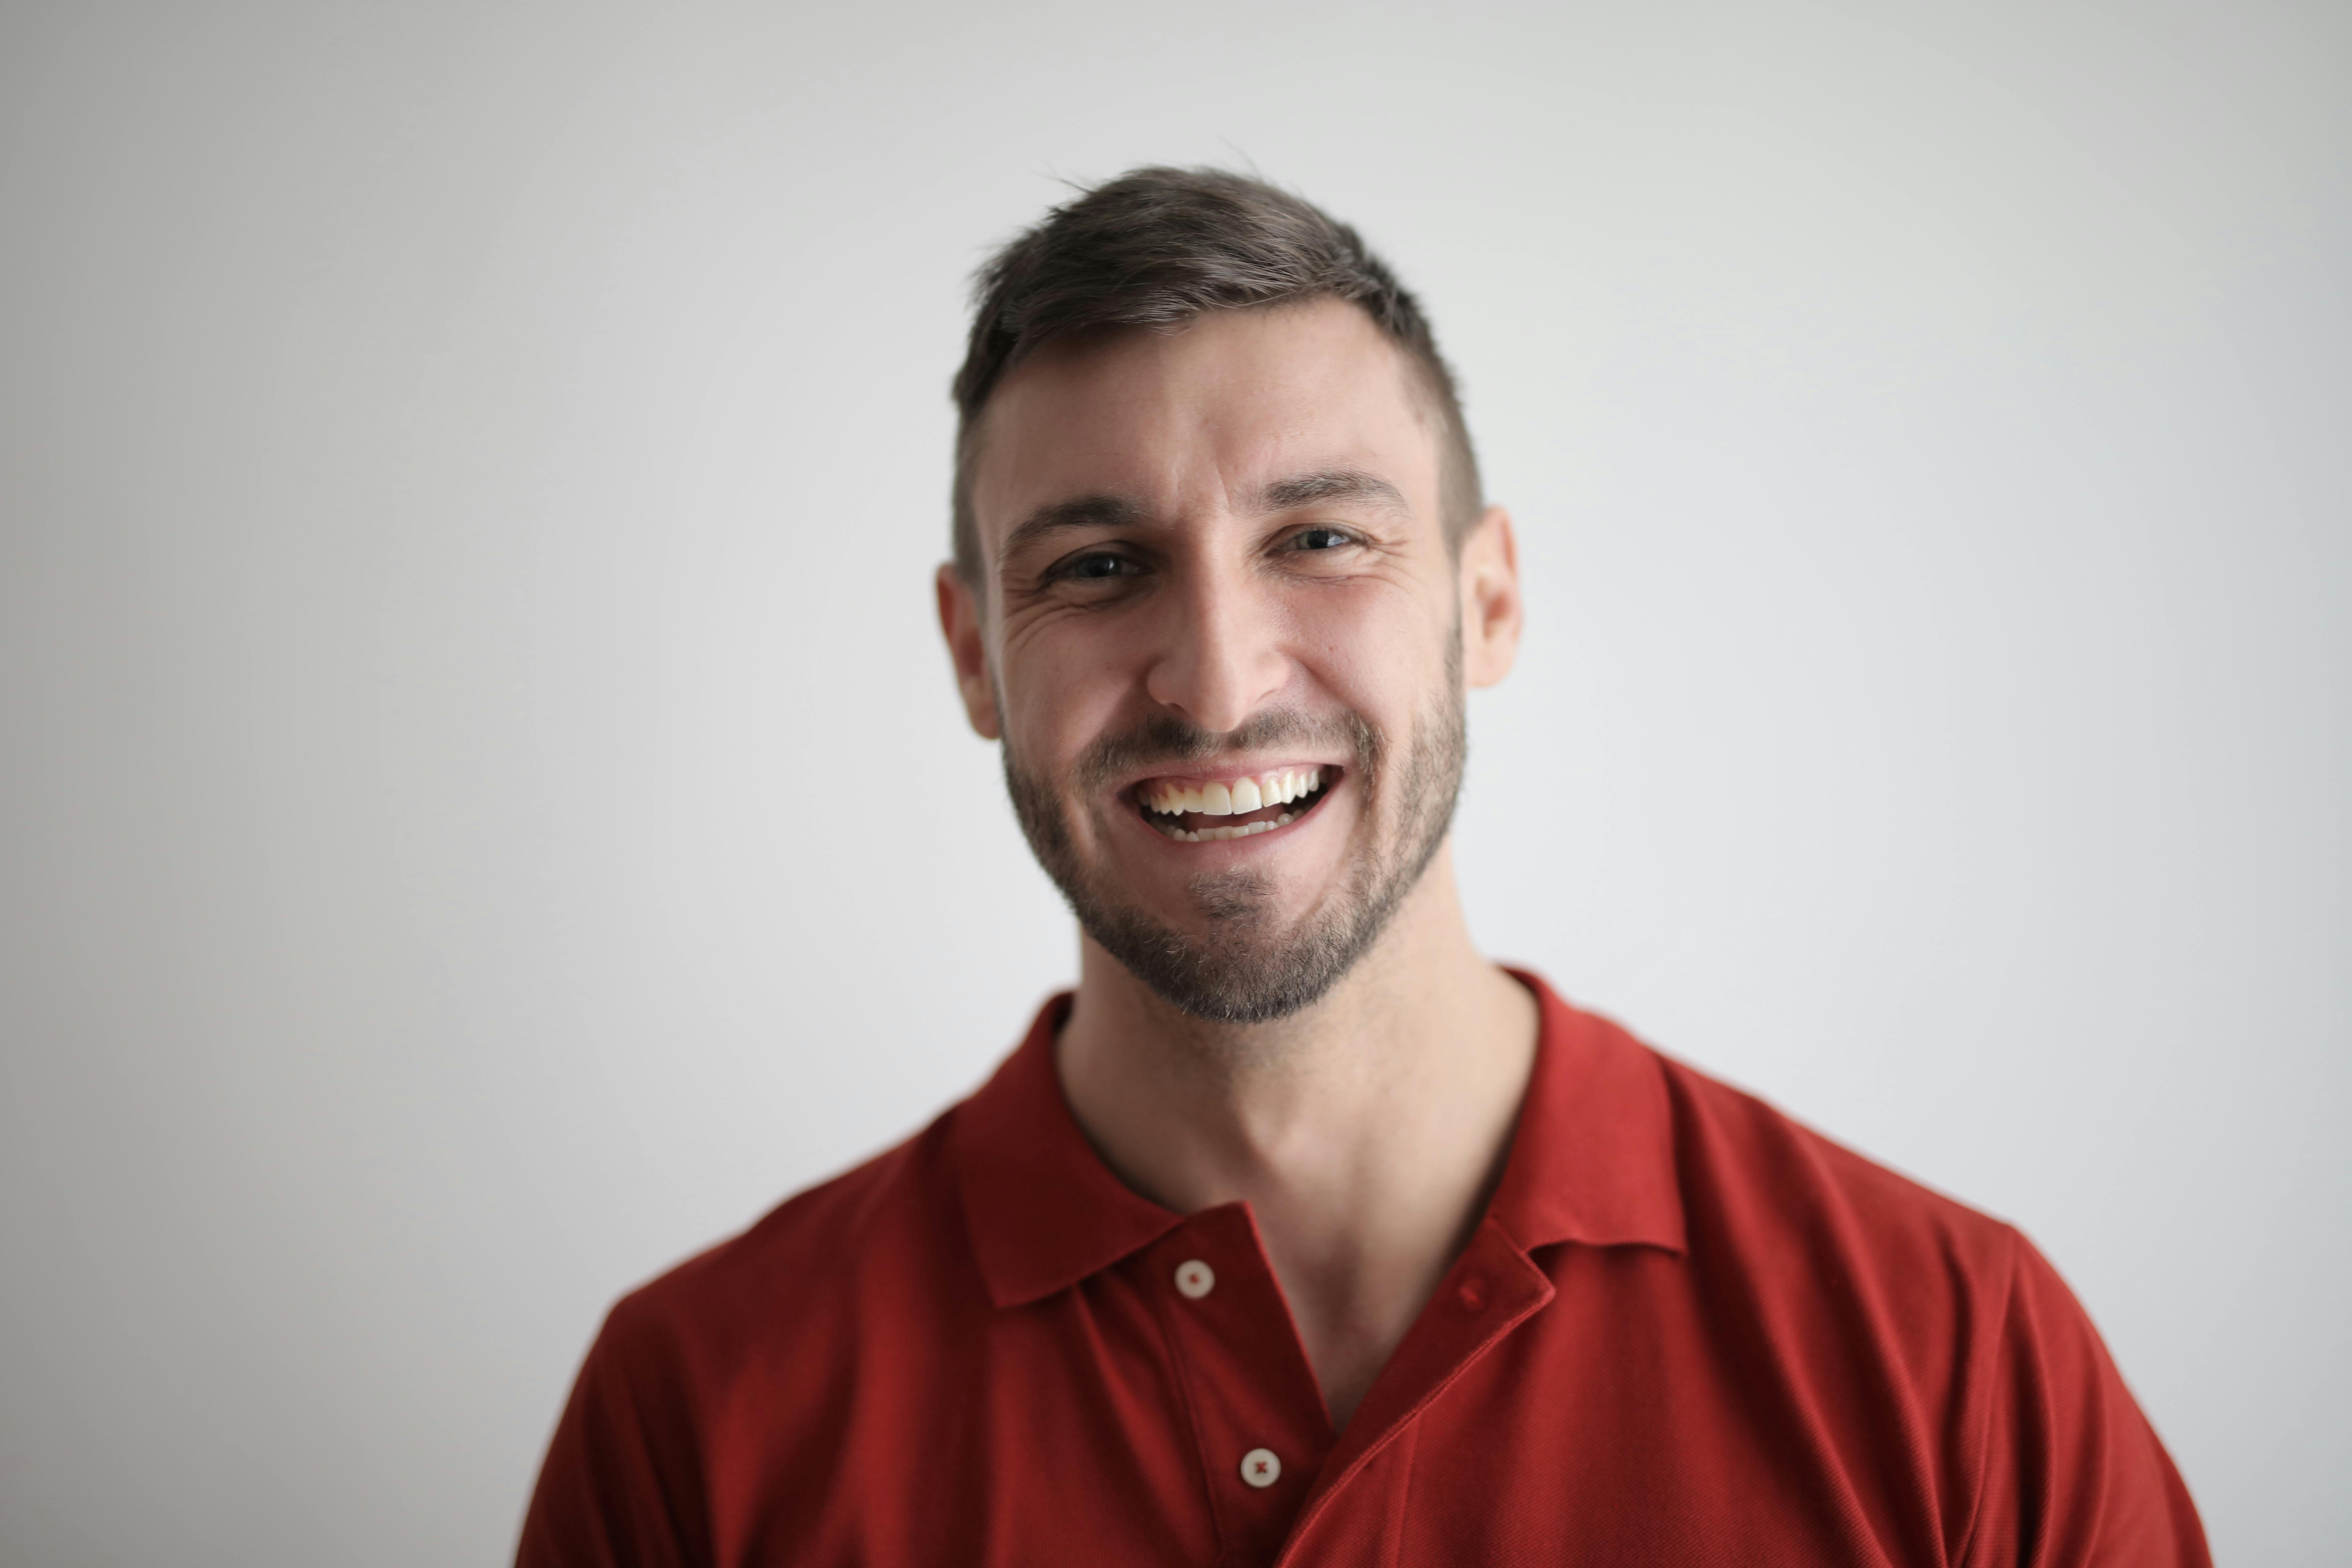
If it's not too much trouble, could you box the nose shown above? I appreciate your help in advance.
[1141,553,1290,734]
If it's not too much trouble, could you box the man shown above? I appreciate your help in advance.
[519,168,2206,1566]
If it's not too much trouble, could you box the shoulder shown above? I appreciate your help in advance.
[517,1102,1000,1566]
[1583,1016,2207,1562]
[517,1111,984,1566]
[1647,1038,2021,1289]
[595,1105,978,1382]
[1612,1028,2031,1467]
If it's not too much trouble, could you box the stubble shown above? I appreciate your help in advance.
[1002,644,1467,1024]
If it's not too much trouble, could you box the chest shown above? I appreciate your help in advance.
[703,1238,1962,1568]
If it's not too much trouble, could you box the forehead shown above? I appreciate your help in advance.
[968,298,1442,554]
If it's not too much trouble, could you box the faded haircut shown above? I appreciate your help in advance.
[948,166,1483,584]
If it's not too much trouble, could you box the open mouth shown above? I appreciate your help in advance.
[1133,765,1337,843]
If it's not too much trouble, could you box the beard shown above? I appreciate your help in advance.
[1002,645,1467,1025]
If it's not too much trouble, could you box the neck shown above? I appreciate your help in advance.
[1055,842,1539,1430]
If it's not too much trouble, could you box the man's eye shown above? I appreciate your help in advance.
[1291,527,1354,552]
[1061,552,1139,581]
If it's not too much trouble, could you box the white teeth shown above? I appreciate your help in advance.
[1141,766,1330,830]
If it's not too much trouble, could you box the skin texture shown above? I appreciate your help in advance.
[935,298,1535,1430]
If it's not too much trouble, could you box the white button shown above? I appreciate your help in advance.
[1174,1259,1216,1299]
[1240,1447,1281,1488]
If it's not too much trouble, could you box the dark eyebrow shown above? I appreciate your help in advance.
[997,494,1150,571]
[1254,469,1411,517]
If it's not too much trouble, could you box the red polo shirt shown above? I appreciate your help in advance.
[519,975,2206,1566]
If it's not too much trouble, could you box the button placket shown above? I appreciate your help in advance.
[1143,1206,1333,1560]
[1275,1221,1557,1562]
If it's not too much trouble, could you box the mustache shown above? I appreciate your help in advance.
[1076,707,1379,794]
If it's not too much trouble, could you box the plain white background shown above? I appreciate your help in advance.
[2,1,2345,1562]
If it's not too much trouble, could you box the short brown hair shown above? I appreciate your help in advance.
[949,167,1483,583]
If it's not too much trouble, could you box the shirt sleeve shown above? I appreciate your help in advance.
[516,1297,714,1568]
[1960,1230,2210,1568]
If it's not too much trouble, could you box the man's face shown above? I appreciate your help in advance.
[940,299,1519,1022]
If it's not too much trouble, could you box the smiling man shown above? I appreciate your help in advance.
[519,169,2206,1566]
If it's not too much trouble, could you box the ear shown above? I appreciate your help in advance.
[1458,505,1524,689]
[936,562,1002,739]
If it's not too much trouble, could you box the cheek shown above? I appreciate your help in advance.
[1000,633,1131,764]
[1291,586,1449,715]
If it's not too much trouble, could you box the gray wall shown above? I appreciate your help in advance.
[3,1,2345,1562]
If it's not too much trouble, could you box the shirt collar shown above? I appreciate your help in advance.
[951,971,1684,1309]
[951,994,1188,1308]
[1485,968,1687,1256]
